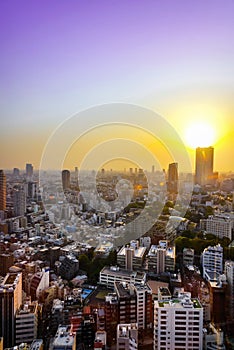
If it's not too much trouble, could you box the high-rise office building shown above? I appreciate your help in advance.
[195,147,214,186]
[0,170,6,211]
[154,291,203,350]
[0,273,23,348]
[13,189,26,217]
[62,169,71,190]
[26,163,33,178]
[167,162,178,193]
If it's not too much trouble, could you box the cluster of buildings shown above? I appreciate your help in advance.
[0,146,233,349]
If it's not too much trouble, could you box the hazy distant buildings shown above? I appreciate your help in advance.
[62,169,71,190]
[0,170,6,211]
[195,147,214,186]
[13,168,20,177]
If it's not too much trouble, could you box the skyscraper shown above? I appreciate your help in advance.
[0,273,23,348]
[167,162,178,193]
[13,188,26,217]
[0,170,6,211]
[62,169,71,190]
[26,163,33,178]
[195,147,214,186]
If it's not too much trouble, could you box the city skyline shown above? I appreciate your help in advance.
[0,1,234,171]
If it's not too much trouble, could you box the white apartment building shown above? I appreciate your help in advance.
[117,323,138,350]
[99,266,146,288]
[203,215,232,240]
[154,292,203,350]
[202,244,223,280]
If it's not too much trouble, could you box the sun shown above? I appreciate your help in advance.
[184,121,216,149]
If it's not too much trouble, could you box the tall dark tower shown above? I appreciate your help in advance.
[26,163,33,178]
[167,162,178,194]
[62,170,71,190]
[0,170,6,211]
[0,273,22,348]
[195,147,214,186]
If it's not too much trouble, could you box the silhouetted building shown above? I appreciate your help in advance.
[195,147,214,186]
[0,273,23,348]
[167,162,178,193]
[26,163,33,178]
[62,169,71,190]
[0,170,6,211]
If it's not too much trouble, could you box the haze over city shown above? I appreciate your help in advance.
[1,2,234,350]
[0,0,234,172]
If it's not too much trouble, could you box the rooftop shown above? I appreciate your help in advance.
[53,326,76,347]
[118,245,146,258]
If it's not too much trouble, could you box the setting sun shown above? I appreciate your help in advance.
[184,121,216,149]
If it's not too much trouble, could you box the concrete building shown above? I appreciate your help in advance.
[117,241,147,270]
[208,215,232,240]
[99,266,146,289]
[154,292,203,350]
[13,189,26,217]
[117,323,138,350]
[0,273,23,348]
[52,326,76,350]
[59,255,79,280]
[15,302,38,345]
[183,248,194,266]
[202,244,223,281]
[203,323,226,350]
[147,241,175,274]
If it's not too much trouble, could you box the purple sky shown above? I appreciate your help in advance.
[0,0,234,170]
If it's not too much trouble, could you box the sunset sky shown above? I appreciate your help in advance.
[0,0,233,172]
